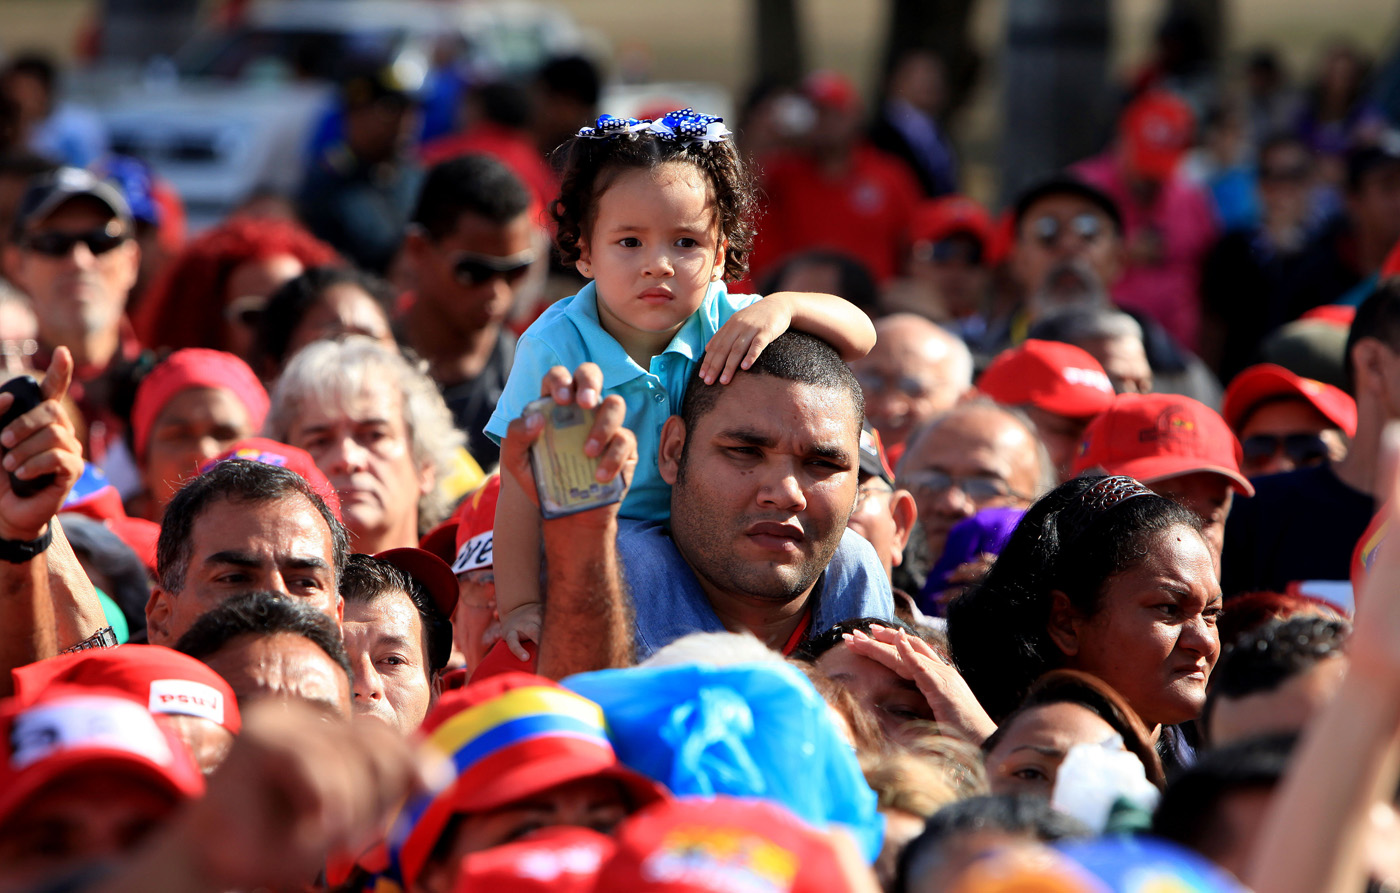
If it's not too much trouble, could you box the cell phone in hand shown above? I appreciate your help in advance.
[526,397,624,519]
[0,375,54,498]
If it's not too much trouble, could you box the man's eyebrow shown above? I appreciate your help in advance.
[808,443,853,465]
[373,634,417,653]
[716,427,777,448]
[282,556,332,572]
[204,551,263,569]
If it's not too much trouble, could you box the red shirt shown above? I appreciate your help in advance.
[752,145,920,283]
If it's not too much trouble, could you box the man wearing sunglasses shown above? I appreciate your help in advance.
[4,166,144,481]
[401,155,536,468]
[1222,363,1354,479]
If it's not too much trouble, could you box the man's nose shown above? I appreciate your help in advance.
[325,435,369,476]
[351,655,385,702]
[757,465,806,511]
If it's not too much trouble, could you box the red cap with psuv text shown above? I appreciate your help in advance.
[374,548,458,620]
[203,436,342,521]
[11,644,240,734]
[1222,363,1357,437]
[978,340,1116,419]
[1070,393,1255,495]
[1120,91,1194,181]
[597,796,852,892]
[452,474,501,574]
[0,686,204,828]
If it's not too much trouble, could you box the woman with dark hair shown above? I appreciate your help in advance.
[254,265,396,380]
[982,668,1166,798]
[947,475,1221,742]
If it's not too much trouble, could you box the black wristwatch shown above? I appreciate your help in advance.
[0,524,52,563]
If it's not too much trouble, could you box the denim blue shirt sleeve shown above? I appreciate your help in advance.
[484,282,762,522]
[620,520,896,660]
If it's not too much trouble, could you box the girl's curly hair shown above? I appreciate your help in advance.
[550,131,757,282]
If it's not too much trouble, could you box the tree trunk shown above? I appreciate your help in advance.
[751,0,806,87]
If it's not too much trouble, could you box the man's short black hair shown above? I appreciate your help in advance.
[1151,733,1295,862]
[1203,614,1349,738]
[410,154,532,241]
[157,459,349,595]
[894,795,1090,893]
[341,553,453,674]
[3,53,56,94]
[534,55,601,108]
[679,331,865,447]
[174,590,352,688]
[1345,279,1400,393]
[1012,174,1125,235]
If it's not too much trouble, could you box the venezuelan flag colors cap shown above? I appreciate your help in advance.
[390,672,668,888]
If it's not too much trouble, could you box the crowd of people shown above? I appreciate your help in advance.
[2,18,1400,893]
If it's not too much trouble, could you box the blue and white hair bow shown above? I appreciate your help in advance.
[575,108,731,146]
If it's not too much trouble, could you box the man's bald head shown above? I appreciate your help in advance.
[897,400,1054,565]
[851,314,972,449]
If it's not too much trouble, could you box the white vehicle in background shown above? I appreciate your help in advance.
[77,0,595,229]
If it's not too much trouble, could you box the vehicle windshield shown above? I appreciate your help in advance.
[173,26,404,82]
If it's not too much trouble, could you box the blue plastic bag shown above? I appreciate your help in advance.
[565,661,885,862]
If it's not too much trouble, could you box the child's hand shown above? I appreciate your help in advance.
[501,602,544,661]
[701,296,794,385]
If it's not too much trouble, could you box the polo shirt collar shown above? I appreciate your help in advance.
[563,280,726,382]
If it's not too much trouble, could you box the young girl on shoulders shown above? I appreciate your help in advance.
[484,109,876,657]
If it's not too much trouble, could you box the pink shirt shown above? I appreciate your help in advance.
[1075,154,1218,351]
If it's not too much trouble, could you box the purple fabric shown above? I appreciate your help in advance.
[919,506,1027,615]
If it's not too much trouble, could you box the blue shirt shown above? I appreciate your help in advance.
[617,520,896,660]
[484,281,761,521]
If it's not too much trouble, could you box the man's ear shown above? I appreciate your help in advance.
[888,489,918,569]
[1352,338,1388,399]
[657,415,687,486]
[145,587,174,646]
[334,593,345,626]
[1046,589,1082,658]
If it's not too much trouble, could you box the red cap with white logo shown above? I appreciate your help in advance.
[978,340,1116,419]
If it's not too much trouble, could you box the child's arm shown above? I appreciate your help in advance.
[700,292,876,385]
[493,471,544,660]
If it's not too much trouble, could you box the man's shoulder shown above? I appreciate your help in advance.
[812,529,896,629]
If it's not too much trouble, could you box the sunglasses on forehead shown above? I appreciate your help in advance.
[452,249,536,287]
[22,223,129,259]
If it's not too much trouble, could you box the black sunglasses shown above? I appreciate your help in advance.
[1241,432,1331,467]
[452,250,535,287]
[1030,212,1104,247]
[23,225,128,258]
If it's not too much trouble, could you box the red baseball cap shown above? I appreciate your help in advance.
[451,474,500,574]
[391,673,667,889]
[803,70,859,113]
[1069,393,1255,495]
[375,547,458,619]
[911,196,995,249]
[1299,304,1356,328]
[1222,363,1357,437]
[1120,91,1194,181]
[203,436,342,521]
[597,796,851,893]
[0,687,205,828]
[131,349,269,459]
[450,826,614,893]
[978,340,1116,419]
[12,645,240,734]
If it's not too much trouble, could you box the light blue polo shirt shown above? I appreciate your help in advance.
[484,280,761,521]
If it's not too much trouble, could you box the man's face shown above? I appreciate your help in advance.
[1350,162,1400,252]
[417,776,631,893]
[898,407,1042,564]
[343,591,434,735]
[201,631,352,717]
[1022,404,1095,484]
[1209,653,1348,747]
[851,319,966,447]
[142,387,257,511]
[1147,472,1234,571]
[846,477,916,580]
[1011,194,1123,297]
[146,495,340,645]
[1236,398,1346,478]
[660,375,861,608]
[908,235,989,319]
[454,567,499,673]
[286,379,430,551]
[411,210,535,335]
[0,771,176,888]
[7,197,138,349]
